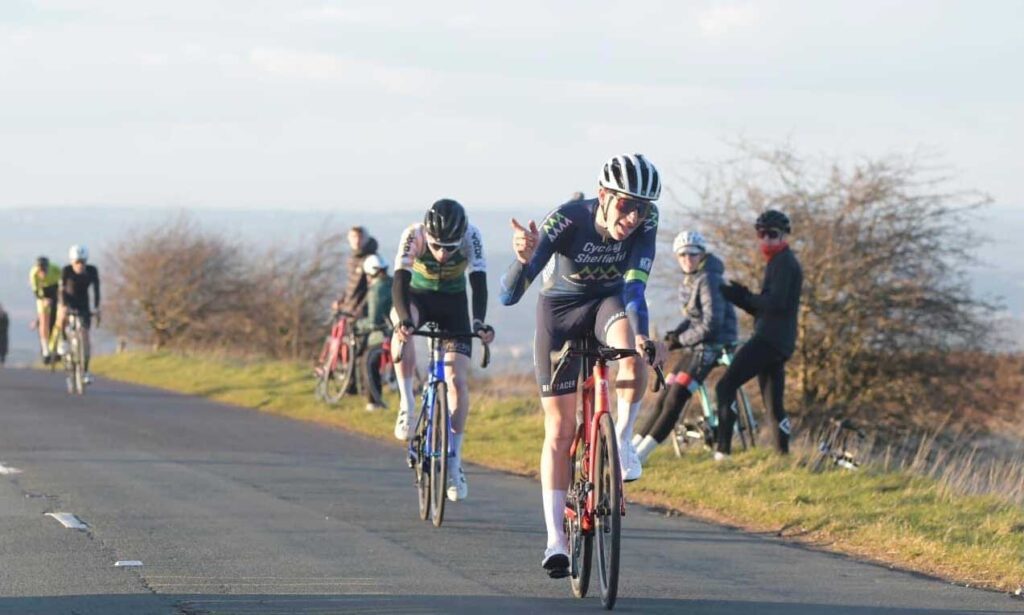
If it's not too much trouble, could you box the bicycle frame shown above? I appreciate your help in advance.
[407,333,452,467]
[323,316,350,372]
[568,357,621,534]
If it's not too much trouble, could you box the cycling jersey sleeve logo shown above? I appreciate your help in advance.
[542,212,572,241]
[643,208,659,233]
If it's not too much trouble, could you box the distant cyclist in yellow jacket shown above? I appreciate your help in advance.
[29,256,61,364]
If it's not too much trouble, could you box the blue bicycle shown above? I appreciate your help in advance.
[398,324,489,528]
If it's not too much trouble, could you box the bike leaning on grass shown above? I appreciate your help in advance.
[397,323,489,528]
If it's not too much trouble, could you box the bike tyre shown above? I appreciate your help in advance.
[322,337,357,404]
[736,390,757,449]
[568,430,593,598]
[429,382,448,528]
[415,411,431,521]
[594,412,621,610]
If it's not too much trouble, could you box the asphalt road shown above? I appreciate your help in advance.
[0,367,1018,614]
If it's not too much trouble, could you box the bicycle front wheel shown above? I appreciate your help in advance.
[429,382,449,528]
[594,412,621,610]
[322,338,357,404]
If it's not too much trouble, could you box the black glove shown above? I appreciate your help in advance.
[720,281,751,305]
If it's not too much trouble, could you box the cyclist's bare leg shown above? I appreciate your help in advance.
[540,392,575,553]
[605,317,648,449]
[389,304,420,421]
[445,351,471,471]
[82,326,91,372]
[37,302,52,358]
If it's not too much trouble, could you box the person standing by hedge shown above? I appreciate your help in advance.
[353,255,393,412]
[717,210,803,457]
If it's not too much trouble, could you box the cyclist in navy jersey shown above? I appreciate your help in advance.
[500,154,666,577]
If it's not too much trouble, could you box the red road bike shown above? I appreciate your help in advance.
[314,311,357,404]
[551,337,663,610]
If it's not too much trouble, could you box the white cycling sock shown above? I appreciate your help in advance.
[451,432,464,471]
[636,435,658,463]
[616,399,641,450]
[542,489,568,551]
[398,376,414,419]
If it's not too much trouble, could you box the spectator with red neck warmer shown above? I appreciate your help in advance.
[717,209,803,457]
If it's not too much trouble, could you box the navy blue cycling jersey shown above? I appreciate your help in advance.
[499,198,658,335]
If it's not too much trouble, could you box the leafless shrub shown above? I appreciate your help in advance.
[665,143,998,430]
[106,214,344,359]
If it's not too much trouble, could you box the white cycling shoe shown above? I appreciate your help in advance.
[446,466,468,502]
[83,372,94,385]
[620,441,642,482]
[393,409,412,441]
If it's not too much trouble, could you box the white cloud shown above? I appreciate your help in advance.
[248,47,435,95]
[697,4,760,37]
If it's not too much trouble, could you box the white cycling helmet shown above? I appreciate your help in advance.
[362,254,388,276]
[673,231,706,254]
[68,244,89,262]
[598,153,661,201]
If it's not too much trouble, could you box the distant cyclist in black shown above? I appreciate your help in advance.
[717,210,802,457]
[55,244,101,384]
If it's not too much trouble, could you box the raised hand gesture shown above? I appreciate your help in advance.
[510,218,539,264]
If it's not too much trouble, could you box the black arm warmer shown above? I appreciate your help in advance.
[392,270,413,323]
[469,271,488,324]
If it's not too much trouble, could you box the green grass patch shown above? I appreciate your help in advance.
[93,351,1024,593]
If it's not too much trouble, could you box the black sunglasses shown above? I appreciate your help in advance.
[612,193,652,218]
[428,241,460,253]
[756,228,783,240]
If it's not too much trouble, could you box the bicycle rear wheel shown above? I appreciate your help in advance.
[429,382,449,528]
[414,410,430,521]
[322,338,357,404]
[568,428,592,598]
[594,412,621,610]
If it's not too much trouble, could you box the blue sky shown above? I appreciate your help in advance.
[1,1,1022,211]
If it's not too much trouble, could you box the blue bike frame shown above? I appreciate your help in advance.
[407,333,452,467]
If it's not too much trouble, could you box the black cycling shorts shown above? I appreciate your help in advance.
[406,290,472,357]
[534,294,628,397]
[65,302,92,330]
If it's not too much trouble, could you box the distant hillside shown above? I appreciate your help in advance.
[2,204,1022,366]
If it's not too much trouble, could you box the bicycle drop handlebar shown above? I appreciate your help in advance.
[549,339,666,393]
[392,328,491,369]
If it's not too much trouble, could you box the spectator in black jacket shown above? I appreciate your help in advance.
[332,226,379,318]
[633,231,737,463]
[0,303,9,366]
[717,210,803,457]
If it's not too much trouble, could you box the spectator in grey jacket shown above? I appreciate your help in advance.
[633,231,737,463]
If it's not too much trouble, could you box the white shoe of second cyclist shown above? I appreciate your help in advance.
[446,466,468,501]
[620,440,642,482]
[393,409,412,440]
[83,372,94,385]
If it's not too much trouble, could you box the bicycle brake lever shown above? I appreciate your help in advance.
[651,366,666,393]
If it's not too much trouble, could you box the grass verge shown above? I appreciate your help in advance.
[92,351,1024,594]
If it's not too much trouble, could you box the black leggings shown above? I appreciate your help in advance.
[715,338,791,455]
[363,345,386,406]
[635,346,717,443]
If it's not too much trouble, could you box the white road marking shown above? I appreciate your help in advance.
[0,463,23,475]
[44,512,89,529]
[114,560,143,567]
